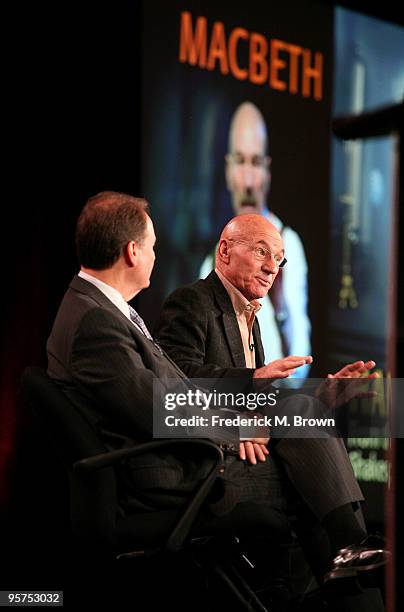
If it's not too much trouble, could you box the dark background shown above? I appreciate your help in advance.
[2,0,403,608]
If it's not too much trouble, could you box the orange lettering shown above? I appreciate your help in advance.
[287,44,303,94]
[269,39,287,91]
[178,13,324,102]
[302,49,323,100]
[179,12,207,67]
[207,21,229,74]
[228,28,248,80]
[249,33,268,85]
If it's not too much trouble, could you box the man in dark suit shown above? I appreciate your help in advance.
[47,191,288,515]
[156,213,388,602]
[48,193,386,607]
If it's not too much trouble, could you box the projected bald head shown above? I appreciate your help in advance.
[225,102,271,215]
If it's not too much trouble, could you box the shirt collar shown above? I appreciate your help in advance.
[78,270,131,320]
[215,268,261,316]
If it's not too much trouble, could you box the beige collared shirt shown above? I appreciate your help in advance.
[215,268,261,368]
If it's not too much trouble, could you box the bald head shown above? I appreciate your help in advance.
[225,102,271,215]
[216,214,284,301]
[228,102,267,153]
[219,214,279,245]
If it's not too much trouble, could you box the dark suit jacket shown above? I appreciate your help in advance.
[155,271,265,380]
[47,275,219,511]
[156,271,364,518]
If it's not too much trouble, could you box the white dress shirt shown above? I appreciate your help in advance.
[78,270,143,334]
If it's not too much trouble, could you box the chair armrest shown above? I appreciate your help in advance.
[73,439,225,553]
[73,439,224,473]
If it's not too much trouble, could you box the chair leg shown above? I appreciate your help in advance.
[190,537,274,610]
[208,559,267,611]
[226,563,270,612]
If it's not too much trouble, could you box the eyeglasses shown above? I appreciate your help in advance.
[226,152,271,168]
[230,239,287,268]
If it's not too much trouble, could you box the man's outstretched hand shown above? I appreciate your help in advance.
[253,355,313,379]
[318,360,379,409]
[328,360,379,379]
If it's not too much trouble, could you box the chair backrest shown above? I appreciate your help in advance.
[21,366,118,544]
[20,367,292,560]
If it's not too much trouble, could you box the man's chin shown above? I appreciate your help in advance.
[255,283,271,297]
[237,204,258,215]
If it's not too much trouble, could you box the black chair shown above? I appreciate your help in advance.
[21,366,292,610]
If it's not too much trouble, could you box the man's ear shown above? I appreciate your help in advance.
[124,240,138,267]
[217,239,230,264]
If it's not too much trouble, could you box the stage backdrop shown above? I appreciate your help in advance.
[140,0,334,375]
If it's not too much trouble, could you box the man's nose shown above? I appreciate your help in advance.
[242,163,254,188]
[262,255,278,274]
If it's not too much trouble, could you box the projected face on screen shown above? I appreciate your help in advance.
[141,2,332,371]
[225,102,272,216]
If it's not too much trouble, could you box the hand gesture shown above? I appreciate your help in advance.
[328,360,379,379]
[253,356,313,380]
[317,360,379,409]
